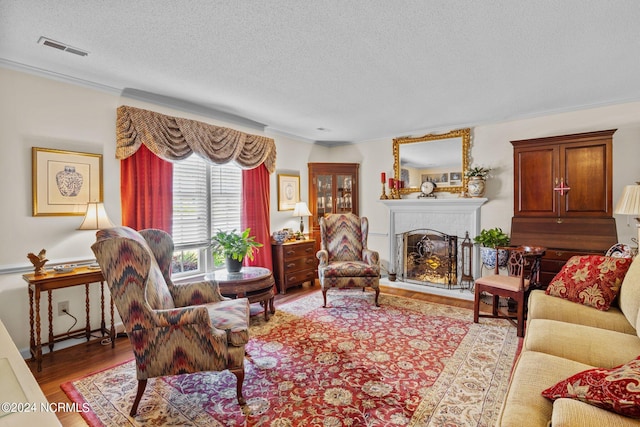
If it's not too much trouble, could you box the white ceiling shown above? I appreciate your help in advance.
[2,1,640,144]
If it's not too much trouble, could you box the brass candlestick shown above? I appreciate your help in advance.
[391,188,399,199]
[380,182,388,199]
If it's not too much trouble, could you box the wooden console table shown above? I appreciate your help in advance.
[206,267,276,320]
[22,266,114,372]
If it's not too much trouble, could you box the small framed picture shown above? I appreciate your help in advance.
[278,174,300,211]
[32,147,103,216]
[449,171,462,186]
[421,173,449,184]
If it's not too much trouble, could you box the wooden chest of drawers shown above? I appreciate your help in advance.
[271,239,316,294]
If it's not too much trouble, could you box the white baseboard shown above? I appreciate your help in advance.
[380,277,474,301]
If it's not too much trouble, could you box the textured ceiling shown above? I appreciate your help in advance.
[2,1,640,143]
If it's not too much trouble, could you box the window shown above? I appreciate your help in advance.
[172,155,241,276]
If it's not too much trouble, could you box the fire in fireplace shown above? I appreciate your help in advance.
[398,229,458,287]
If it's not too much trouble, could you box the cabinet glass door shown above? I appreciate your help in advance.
[316,174,333,220]
[336,174,354,212]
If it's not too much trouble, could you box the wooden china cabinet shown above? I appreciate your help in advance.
[510,129,618,286]
[308,163,359,253]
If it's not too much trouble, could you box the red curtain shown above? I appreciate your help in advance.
[120,143,173,232]
[241,164,272,268]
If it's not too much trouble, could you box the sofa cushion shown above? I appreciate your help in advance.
[542,356,640,419]
[618,256,640,334]
[551,398,640,427]
[524,319,640,368]
[320,260,380,277]
[495,351,594,427]
[205,298,250,347]
[527,290,636,335]
[545,255,632,311]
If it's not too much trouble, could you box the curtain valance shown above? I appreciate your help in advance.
[116,105,276,173]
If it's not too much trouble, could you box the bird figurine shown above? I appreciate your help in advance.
[27,249,49,275]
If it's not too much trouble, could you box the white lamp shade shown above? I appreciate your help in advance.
[615,184,640,216]
[293,201,312,217]
[78,202,115,230]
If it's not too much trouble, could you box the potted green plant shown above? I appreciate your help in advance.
[211,228,263,273]
[473,227,510,268]
[464,166,492,179]
[465,166,491,197]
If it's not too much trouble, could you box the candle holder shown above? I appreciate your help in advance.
[380,182,388,199]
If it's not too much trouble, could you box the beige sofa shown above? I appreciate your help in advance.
[496,255,640,427]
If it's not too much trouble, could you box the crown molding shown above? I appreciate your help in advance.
[0,58,121,94]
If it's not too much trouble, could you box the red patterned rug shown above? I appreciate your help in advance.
[61,289,519,426]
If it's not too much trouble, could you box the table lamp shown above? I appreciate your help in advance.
[78,202,115,230]
[293,201,312,234]
[614,182,640,248]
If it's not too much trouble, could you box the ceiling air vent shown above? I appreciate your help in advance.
[37,37,89,57]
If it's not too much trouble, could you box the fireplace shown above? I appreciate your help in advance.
[400,229,457,287]
[380,198,487,290]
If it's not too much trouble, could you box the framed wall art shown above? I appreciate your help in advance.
[32,147,103,216]
[278,174,300,211]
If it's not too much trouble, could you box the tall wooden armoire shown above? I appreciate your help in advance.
[510,129,618,286]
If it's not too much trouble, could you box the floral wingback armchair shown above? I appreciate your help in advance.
[91,226,250,416]
[317,213,380,307]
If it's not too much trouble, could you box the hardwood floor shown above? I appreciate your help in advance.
[29,283,475,426]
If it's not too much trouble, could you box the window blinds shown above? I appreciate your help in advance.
[172,155,241,249]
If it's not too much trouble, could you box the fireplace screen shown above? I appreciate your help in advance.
[399,229,457,287]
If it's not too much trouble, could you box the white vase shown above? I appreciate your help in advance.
[467,177,486,198]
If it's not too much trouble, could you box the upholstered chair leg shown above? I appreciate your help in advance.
[374,288,380,307]
[322,289,328,307]
[130,379,147,417]
[231,367,246,405]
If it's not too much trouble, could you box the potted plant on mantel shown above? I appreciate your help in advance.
[211,228,263,273]
[465,166,491,197]
[473,227,510,268]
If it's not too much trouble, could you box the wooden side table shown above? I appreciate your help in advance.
[206,267,276,320]
[22,266,114,372]
[271,239,316,294]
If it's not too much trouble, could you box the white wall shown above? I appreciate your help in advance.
[2,65,640,353]
[267,132,332,233]
[0,68,121,353]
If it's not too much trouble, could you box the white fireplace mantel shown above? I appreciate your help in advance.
[380,197,487,280]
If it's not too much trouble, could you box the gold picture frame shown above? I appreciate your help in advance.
[32,147,103,216]
[278,174,300,211]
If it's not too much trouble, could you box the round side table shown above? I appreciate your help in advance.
[206,267,276,321]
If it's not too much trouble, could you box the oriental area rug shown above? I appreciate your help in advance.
[61,289,519,426]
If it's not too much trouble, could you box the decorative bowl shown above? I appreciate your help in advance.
[53,264,76,273]
[272,230,289,244]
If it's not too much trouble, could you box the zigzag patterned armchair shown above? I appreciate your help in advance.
[91,226,250,416]
[317,213,380,307]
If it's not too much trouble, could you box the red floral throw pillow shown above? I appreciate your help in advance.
[542,356,640,418]
[545,255,632,311]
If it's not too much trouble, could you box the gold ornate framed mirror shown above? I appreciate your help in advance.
[393,128,470,194]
